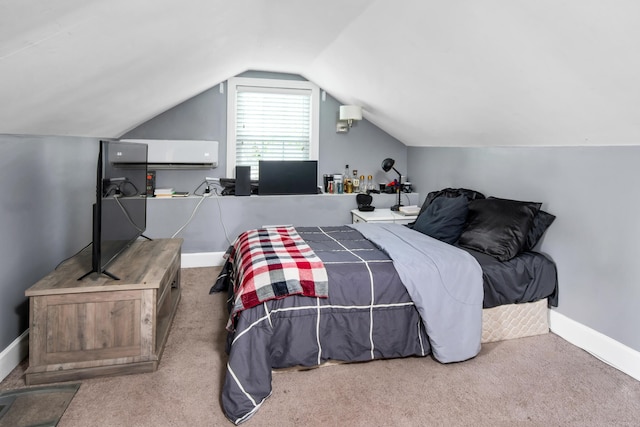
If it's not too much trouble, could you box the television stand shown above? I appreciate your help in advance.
[25,238,182,385]
[77,235,154,281]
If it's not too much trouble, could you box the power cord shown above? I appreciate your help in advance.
[211,187,233,245]
[171,179,232,245]
[103,178,140,197]
[171,193,209,238]
[54,242,91,270]
[114,195,144,233]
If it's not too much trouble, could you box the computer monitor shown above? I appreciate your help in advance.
[258,160,318,195]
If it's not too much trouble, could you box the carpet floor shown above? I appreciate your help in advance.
[1,267,639,426]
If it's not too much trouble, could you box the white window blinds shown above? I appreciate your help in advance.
[235,86,312,179]
[227,77,319,180]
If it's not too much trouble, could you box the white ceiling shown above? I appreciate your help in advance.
[1,0,639,147]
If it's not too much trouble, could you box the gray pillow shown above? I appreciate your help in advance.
[412,195,469,244]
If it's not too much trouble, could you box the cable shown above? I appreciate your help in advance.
[192,180,210,196]
[212,187,233,245]
[169,179,233,244]
[114,195,144,233]
[122,180,140,196]
[171,193,210,238]
[103,183,119,197]
[54,242,92,270]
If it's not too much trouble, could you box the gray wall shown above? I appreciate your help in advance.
[407,146,640,353]
[120,71,408,198]
[0,135,96,351]
[146,192,420,253]
[121,71,410,252]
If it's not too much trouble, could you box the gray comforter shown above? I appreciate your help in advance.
[351,223,483,362]
[212,224,483,424]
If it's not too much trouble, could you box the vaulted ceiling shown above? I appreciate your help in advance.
[1,0,639,146]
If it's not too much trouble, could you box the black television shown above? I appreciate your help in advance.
[258,160,318,195]
[79,140,148,280]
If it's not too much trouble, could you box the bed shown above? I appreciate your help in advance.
[211,189,558,424]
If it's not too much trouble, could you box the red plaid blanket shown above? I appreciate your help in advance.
[226,226,328,329]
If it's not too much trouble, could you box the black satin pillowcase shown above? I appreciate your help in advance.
[522,209,556,251]
[458,197,545,261]
[412,195,469,244]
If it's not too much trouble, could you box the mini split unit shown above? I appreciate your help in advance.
[115,139,219,169]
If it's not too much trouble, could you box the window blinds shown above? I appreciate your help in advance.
[235,86,312,179]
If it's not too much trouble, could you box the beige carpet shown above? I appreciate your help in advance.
[2,267,640,426]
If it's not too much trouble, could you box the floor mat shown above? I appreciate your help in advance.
[0,383,80,427]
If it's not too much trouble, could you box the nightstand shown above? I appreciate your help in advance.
[351,208,418,225]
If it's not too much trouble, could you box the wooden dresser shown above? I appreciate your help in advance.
[25,238,182,385]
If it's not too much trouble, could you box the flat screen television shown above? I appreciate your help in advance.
[258,160,318,195]
[79,140,148,280]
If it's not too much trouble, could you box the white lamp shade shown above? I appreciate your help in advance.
[339,105,362,121]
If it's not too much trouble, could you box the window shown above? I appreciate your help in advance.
[227,77,320,179]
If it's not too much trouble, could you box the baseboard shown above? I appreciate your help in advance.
[181,251,226,268]
[549,310,640,382]
[0,329,28,382]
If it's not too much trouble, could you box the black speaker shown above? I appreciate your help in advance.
[146,170,156,197]
[235,166,251,196]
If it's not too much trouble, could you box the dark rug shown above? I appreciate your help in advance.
[0,383,80,427]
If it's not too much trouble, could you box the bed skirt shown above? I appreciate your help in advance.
[481,298,549,343]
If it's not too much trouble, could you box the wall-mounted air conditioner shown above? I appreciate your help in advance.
[115,139,219,169]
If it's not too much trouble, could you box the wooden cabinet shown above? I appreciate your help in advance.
[25,238,182,385]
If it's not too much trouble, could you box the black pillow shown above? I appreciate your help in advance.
[522,210,556,251]
[458,198,541,261]
[412,195,469,244]
[418,188,485,217]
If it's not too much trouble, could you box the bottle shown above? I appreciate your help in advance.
[352,170,360,193]
[334,174,343,194]
[359,175,365,193]
[367,175,374,192]
[343,165,351,193]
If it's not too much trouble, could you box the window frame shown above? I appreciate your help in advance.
[226,76,320,178]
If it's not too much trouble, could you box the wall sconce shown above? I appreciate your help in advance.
[336,105,362,133]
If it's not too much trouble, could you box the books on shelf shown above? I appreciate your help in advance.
[153,189,190,197]
[398,205,420,216]
[154,188,174,197]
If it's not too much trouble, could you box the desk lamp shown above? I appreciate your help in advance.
[381,158,402,211]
